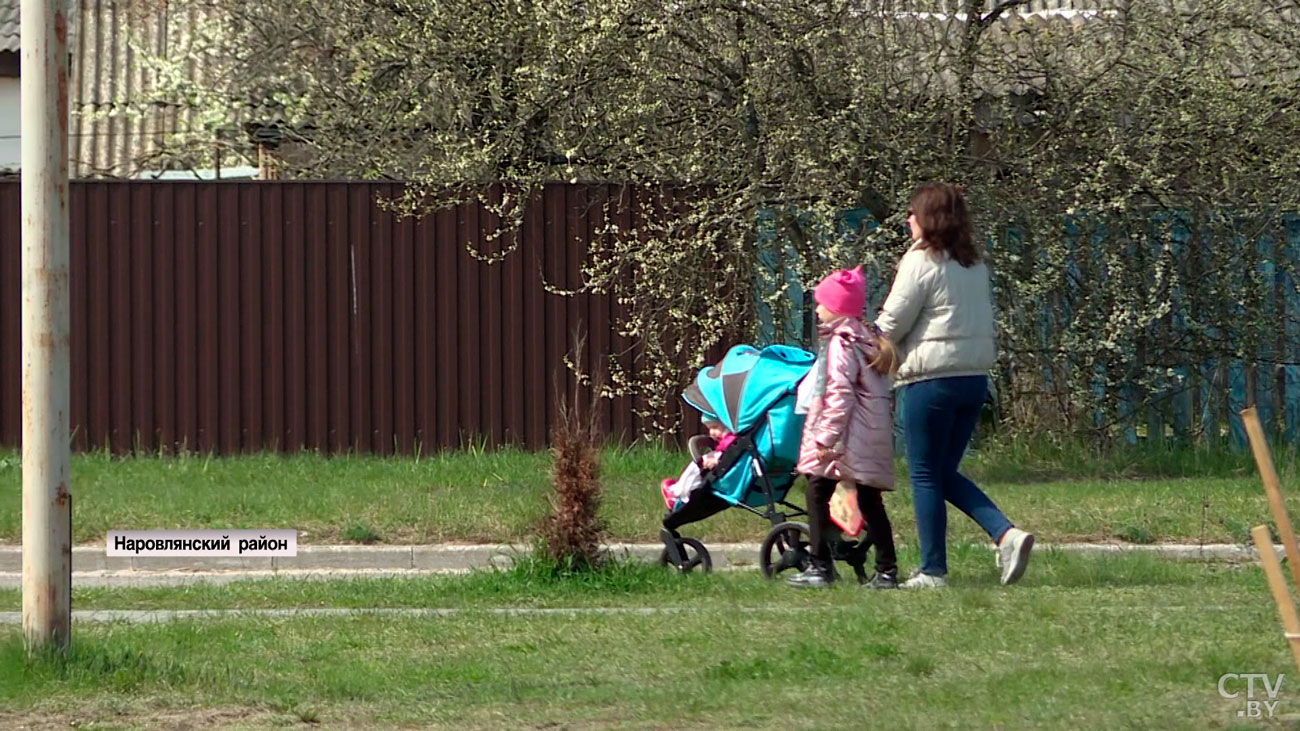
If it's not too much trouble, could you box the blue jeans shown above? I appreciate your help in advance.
[902,375,1012,576]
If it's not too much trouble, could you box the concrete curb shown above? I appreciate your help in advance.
[0,541,1273,575]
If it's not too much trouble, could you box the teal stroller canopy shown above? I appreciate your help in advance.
[677,343,815,508]
[681,344,816,435]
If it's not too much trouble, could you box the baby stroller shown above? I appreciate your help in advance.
[658,344,874,581]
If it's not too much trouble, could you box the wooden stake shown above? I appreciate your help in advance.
[1252,525,1300,676]
[1241,406,1300,590]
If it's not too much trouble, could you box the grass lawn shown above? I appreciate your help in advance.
[0,442,1294,547]
[1,550,1297,729]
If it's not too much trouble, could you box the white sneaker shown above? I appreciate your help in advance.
[900,571,947,589]
[997,527,1034,585]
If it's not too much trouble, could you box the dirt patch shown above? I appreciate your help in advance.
[0,706,284,730]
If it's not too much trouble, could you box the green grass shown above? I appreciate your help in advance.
[1,552,1296,729]
[340,522,382,544]
[0,440,1294,546]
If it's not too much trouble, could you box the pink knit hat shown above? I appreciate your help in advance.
[813,267,866,318]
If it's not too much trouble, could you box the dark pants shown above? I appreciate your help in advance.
[902,375,1012,576]
[805,476,897,574]
[662,491,730,532]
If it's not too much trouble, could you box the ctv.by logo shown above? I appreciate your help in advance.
[1218,673,1284,719]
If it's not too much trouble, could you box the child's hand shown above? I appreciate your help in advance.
[702,453,720,469]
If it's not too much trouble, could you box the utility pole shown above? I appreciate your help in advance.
[21,0,72,655]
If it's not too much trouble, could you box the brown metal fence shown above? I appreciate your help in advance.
[0,180,702,454]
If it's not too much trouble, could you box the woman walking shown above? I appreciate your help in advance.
[875,183,1034,588]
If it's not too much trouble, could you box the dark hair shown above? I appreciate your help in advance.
[910,182,980,267]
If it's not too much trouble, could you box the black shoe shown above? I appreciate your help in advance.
[862,569,898,589]
[786,566,833,588]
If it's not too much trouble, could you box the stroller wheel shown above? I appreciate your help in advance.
[760,521,812,579]
[658,537,713,574]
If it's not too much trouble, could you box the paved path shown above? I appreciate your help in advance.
[0,541,1271,589]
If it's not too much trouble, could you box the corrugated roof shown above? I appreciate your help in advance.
[0,0,18,53]
[0,0,1091,56]
[68,0,225,177]
[0,0,247,177]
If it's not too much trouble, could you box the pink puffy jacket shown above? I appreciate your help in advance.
[796,318,895,491]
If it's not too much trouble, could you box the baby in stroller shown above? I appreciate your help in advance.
[656,343,818,573]
[660,418,736,509]
[659,417,741,564]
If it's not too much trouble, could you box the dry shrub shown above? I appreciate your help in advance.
[538,372,606,572]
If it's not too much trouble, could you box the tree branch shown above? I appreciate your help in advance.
[976,0,1032,30]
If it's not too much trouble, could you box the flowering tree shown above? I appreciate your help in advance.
[126,0,1300,439]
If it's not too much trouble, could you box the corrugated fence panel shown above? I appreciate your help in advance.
[371,187,394,455]
[493,188,520,446]
[129,183,154,452]
[153,184,176,453]
[173,183,197,451]
[544,186,568,437]
[457,200,481,444]
[587,186,610,436]
[483,190,504,448]
[87,180,109,450]
[393,197,417,454]
[522,190,547,449]
[283,183,308,451]
[218,184,242,454]
[240,183,264,451]
[413,193,436,451]
[70,184,89,452]
[304,185,329,453]
[1,180,734,454]
[434,203,458,450]
[0,182,18,448]
[108,184,131,453]
[611,186,635,443]
[262,184,286,451]
[326,184,351,453]
[350,186,373,454]
[572,188,593,427]
[196,184,220,453]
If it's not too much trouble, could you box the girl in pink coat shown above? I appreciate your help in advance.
[788,267,900,589]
